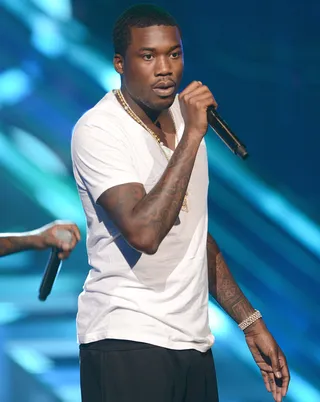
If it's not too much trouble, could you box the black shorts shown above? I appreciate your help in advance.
[80,339,219,402]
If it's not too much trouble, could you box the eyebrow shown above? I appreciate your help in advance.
[138,44,182,53]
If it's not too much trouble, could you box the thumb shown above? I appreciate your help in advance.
[270,349,282,379]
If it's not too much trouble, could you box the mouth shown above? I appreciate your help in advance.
[152,82,176,97]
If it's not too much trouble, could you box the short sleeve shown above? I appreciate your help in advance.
[71,119,141,203]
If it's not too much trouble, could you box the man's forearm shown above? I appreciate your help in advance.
[0,233,35,257]
[124,133,202,251]
[207,233,255,324]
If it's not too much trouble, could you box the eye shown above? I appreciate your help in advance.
[170,51,182,59]
[142,54,154,61]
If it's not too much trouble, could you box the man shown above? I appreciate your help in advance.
[0,221,81,259]
[71,4,290,402]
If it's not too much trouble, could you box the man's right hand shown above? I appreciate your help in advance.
[179,81,218,139]
[33,221,81,259]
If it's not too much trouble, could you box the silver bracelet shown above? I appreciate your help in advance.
[238,310,262,331]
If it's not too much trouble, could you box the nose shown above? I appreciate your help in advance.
[154,55,172,76]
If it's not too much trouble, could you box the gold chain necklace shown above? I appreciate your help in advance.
[114,89,188,212]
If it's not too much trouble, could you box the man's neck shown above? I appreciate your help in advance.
[120,87,169,126]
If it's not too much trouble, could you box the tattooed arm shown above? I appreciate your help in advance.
[98,82,217,254]
[0,221,80,259]
[207,232,290,401]
[206,232,255,323]
[98,131,200,254]
[0,234,36,257]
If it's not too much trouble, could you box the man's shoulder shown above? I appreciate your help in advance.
[74,91,123,130]
[71,91,129,155]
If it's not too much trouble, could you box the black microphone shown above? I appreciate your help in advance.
[38,229,73,301]
[207,106,248,159]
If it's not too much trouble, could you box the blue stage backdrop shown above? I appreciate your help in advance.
[0,1,319,401]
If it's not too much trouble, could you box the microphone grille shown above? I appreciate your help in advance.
[54,229,73,244]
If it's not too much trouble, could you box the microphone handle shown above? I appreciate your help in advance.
[207,106,248,159]
[38,247,62,301]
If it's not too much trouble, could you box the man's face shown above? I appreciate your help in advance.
[116,25,184,111]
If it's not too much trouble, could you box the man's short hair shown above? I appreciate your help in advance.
[113,4,180,56]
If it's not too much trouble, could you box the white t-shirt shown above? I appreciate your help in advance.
[71,91,214,352]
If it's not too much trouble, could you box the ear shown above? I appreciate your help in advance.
[113,53,124,75]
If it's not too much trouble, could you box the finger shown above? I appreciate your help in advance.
[270,349,282,379]
[73,225,81,241]
[66,224,81,241]
[57,224,81,242]
[59,240,76,254]
[60,242,72,251]
[185,93,217,110]
[184,84,210,97]
[189,94,217,110]
[51,232,72,250]
[181,85,210,104]
[261,371,271,393]
[280,363,290,397]
[58,250,71,260]
[268,373,277,401]
[72,229,82,247]
[182,86,218,108]
[54,225,80,248]
[48,237,66,249]
[179,80,203,97]
[275,379,283,402]
[57,230,79,253]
